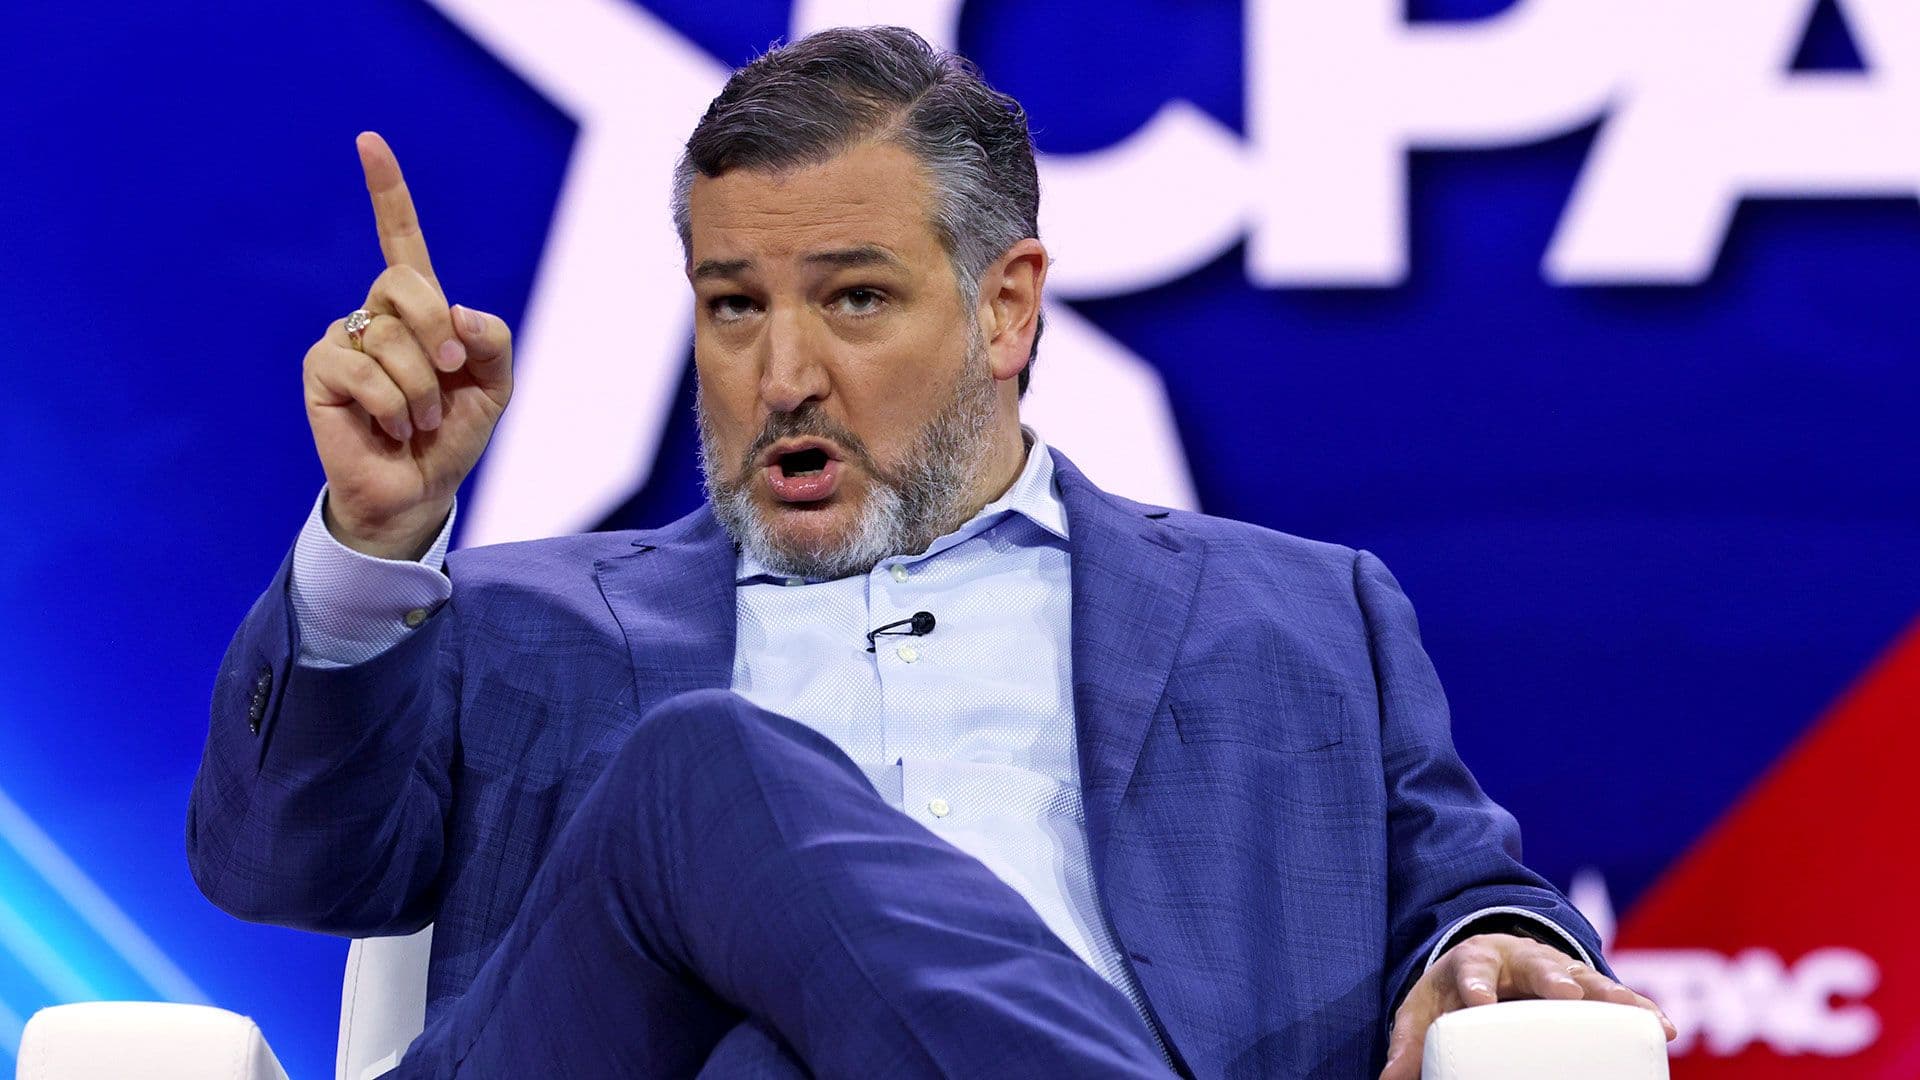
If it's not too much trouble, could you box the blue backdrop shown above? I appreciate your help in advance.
[4,2,1915,1076]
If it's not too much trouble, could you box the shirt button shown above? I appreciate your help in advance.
[890,564,910,583]
[896,644,919,663]
[403,607,430,628]
[928,798,950,818]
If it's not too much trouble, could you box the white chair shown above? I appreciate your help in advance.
[332,928,433,1080]
[1421,999,1670,1080]
[17,928,1669,1080]
[18,927,430,1080]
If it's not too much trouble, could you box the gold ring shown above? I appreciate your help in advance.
[344,308,375,351]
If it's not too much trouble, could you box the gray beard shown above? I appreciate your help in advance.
[697,356,1001,580]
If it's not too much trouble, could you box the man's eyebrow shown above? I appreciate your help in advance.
[691,247,905,280]
[803,246,906,271]
[691,258,751,281]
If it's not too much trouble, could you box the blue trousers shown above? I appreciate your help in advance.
[391,689,1168,1077]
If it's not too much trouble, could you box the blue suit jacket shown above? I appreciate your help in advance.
[188,450,1604,1077]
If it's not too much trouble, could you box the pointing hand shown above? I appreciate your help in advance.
[302,132,514,559]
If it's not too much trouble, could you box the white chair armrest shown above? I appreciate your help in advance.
[1423,1000,1669,1080]
[16,1002,289,1080]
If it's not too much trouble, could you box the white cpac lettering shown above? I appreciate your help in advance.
[1611,947,1881,1057]
[1246,0,1920,286]
[1549,0,1920,283]
[1574,871,1882,1059]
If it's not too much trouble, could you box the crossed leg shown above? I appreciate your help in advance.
[391,689,1168,1078]
[697,1018,806,1078]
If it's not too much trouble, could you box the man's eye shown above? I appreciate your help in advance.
[833,288,885,315]
[709,295,757,322]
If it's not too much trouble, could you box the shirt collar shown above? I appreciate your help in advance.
[737,427,1067,584]
[983,427,1069,542]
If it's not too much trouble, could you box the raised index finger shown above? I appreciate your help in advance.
[356,131,439,288]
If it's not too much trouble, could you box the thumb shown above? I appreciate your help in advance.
[1380,993,1436,1080]
[451,304,513,387]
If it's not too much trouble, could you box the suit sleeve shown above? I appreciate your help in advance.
[1353,548,1612,1018]
[185,543,457,937]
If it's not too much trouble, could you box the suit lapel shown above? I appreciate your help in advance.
[590,464,1203,839]
[1054,452,1204,864]
[593,506,738,704]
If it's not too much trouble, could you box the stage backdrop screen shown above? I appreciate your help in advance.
[3,2,1915,1077]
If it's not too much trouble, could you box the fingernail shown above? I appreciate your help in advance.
[422,403,441,430]
[394,419,413,442]
[437,339,467,371]
[457,305,484,336]
[1466,980,1491,995]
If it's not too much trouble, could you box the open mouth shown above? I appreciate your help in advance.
[777,447,830,476]
[762,440,844,503]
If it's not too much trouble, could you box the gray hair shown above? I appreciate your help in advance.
[671,25,1044,394]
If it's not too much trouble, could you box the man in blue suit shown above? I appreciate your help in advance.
[189,26,1669,1079]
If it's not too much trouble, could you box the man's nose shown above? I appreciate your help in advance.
[759,304,830,414]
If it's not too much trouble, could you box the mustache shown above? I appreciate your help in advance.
[737,407,885,484]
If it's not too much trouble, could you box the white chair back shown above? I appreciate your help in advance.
[336,926,433,1080]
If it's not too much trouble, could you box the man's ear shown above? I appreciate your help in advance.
[978,239,1048,385]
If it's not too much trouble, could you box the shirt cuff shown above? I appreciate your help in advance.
[290,487,455,670]
[1423,906,1596,973]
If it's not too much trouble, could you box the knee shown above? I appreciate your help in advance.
[616,689,752,769]
[643,688,758,736]
[576,692,763,843]
[612,690,859,788]
[698,1020,809,1079]
[614,689,799,781]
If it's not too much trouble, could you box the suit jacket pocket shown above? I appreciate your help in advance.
[1169,686,1352,753]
